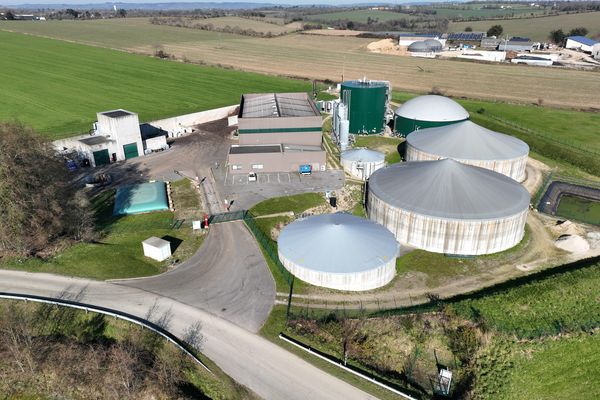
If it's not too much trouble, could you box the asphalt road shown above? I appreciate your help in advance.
[0,270,376,400]
[116,221,275,333]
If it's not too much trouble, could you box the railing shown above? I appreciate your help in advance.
[0,292,211,372]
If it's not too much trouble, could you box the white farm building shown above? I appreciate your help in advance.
[278,213,399,291]
[340,148,386,181]
[367,159,530,255]
[405,120,529,182]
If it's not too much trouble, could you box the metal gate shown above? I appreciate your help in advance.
[208,210,247,224]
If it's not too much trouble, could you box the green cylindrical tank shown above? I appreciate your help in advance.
[340,80,387,135]
[393,95,470,137]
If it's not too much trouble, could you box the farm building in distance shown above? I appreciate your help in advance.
[405,120,530,182]
[227,93,326,174]
[394,95,469,136]
[367,159,530,256]
[498,38,535,52]
[398,33,445,47]
[54,109,168,167]
[565,36,600,54]
[278,213,399,291]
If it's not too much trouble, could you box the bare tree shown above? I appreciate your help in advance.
[183,321,204,350]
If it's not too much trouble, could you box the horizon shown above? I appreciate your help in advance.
[1,0,451,7]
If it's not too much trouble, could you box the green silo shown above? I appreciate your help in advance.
[340,80,388,135]
[394,95,470,136]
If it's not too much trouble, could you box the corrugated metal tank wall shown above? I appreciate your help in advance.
[367,191,528,255]
[405,143,528,182]
[278,251,396,291]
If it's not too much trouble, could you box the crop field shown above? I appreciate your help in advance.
[449,11,600,41]
[3,19,600,109]
[0,29,309,138]
[159,16,300,34]
[426,4,546,19]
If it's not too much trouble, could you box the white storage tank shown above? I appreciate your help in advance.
[340,148,386,181]
[278,213,399,291]
[406,120,529,182]
[367,159,530,255]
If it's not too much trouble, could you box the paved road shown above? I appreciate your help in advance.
[0,270,376,400]
[117,222,275,333]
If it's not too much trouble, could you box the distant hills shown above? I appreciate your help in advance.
[3,2,277,10]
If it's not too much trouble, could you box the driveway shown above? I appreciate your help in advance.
[0,270,376,400]
[116,221,275,333]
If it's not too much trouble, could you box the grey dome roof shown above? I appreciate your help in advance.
[395,95,469,122]
[424,39,443,51]
[341,148,385,163]
[368,159,530,219]
[278,213,398,274]
[408,41,429,52]
[407,120,529,161]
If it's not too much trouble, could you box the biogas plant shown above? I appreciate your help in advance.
[278,85,532,291]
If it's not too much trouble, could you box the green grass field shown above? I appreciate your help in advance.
[0,29,309,139]
[451,262,600,339]
[307,9,409,23]
[249,192,326,216]
[449,11,600,41]
[556,195,600,225]
[426,4,545,19]
[159,16,300,34]
[0,184,205,280]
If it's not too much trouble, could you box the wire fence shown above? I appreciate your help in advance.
[244,213,293,286]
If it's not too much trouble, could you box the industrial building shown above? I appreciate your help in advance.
[340,148,385,181]
[498,38,535,52]
[367,159,530,255]
[227,93,326,174]
[394,95,469,136]
[405,120,530,182]
[53,109,168,167]
[278,213,399,291]
[565,36,599,53]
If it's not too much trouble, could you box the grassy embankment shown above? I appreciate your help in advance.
[0,29,310,139]
[0,179,205,280]
[0,299,256,399]
[264,259,600,399]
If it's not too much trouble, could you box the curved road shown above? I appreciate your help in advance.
[0,269,375,400]
[116,221,275,333]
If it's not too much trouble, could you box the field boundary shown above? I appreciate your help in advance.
[0,292,211,372]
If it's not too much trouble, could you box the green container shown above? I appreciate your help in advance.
[394,116,467,137]
[340,80,387,135]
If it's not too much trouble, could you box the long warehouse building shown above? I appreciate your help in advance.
[406,120,529,182]
[227,92,326,174]
[367,159,530,255]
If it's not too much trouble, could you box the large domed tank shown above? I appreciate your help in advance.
[424,39,443,52]
[340,79,388,135]
[394,95,469,136]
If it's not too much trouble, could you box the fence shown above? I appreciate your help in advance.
[243,213,293,286]
[208,210,247,224]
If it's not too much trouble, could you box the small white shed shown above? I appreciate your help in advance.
[142,237,172,261]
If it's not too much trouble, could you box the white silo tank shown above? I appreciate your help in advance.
[340,148,385,180]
